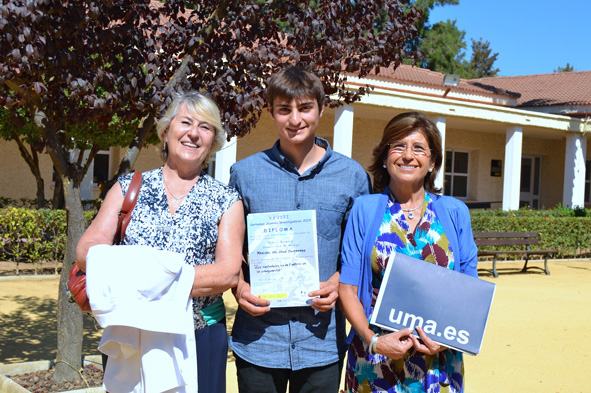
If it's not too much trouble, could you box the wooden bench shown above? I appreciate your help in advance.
[473,232,556,277]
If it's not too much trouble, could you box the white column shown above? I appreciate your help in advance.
[214,136,237,185]
[332,104,354,158]
[563,133,587,208]
[434,116,446,192]
[503,126,522,211]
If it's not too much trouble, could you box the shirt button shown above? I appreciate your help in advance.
[291,344,296,349]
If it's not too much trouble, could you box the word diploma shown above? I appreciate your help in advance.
[247,210,320,307]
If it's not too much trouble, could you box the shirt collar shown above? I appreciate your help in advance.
[270,137,333,175]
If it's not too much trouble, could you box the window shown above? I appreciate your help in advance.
[444,150,469,198]
[585,159,590,204]
[93,150,110,188]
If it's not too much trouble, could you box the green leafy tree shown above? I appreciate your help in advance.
[420,19,469,75]
[465,37,499,78]
[0,0,423,382]
[0,109,144,209]
[555,63,575,72]
[397,0,459,54]
[420,20,500,78]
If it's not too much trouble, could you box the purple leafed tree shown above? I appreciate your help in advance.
[0,0,422,382]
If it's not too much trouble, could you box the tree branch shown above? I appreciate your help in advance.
[10,131,38,176]
[81,145,100,179]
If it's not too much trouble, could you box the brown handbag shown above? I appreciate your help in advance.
[67,171,143,312]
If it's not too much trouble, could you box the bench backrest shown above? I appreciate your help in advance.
[473,232,540,248]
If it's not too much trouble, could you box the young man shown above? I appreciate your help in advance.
[228,66,371,393]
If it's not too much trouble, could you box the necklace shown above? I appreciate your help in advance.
[401,203,423,219]
[162,173,190,206]
[389,190,423,219]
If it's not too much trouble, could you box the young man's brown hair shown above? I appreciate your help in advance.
[266,66,325,112]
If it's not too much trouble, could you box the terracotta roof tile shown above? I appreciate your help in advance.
[470,71,591,107]
[362,64,520,98]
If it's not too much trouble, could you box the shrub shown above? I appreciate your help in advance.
[0,207,95,273]
[470,209,591,258]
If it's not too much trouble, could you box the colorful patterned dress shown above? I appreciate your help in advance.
[344,193,465,393]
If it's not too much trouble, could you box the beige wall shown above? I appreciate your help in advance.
[235,108,343,162]
[521,135,566,209]
[235,109,386,179]
[0,140,55,201]
[0,142,165,203]
[133,145,163,173]
[235,112,277,161]
[87,145,164,199]
[444,129,571,209]
[446,129,505,204]
[350,116,386,173]
[1,115,588,208]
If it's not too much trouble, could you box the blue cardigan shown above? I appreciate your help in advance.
[339,189,478,341]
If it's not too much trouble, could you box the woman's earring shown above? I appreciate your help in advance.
[164,141,168,152]
[428,167,433,172]
[383,164,386,168]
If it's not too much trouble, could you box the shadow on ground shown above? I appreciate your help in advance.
[0,295,102,363]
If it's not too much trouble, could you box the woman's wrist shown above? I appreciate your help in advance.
[368,333,380,355]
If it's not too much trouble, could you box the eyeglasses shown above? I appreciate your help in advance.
[387,141,432,157]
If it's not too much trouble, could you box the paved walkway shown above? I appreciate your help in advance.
[1,259,590,392]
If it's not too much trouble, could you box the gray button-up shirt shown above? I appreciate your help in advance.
[229,137,371,370]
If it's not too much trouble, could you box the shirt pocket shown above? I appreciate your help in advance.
[317,202,348,241]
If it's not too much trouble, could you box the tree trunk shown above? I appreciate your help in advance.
[52,179,65,210]
[52,180,85,383]
[35,175,45,209]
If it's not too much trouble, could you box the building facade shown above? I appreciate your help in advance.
[2,66,590,209]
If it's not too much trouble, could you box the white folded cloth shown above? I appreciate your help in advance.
[86,244,197,393]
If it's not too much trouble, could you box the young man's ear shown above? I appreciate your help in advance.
[267,103,274,118]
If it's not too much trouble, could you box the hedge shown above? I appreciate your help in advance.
[471,216,591,258]
[0,208,95,273]
[0,206,589,274]
[469,205,591,258]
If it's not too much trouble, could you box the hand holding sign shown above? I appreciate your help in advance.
[375,328,414,360]
[370,252,495,355]
[410,326,446,355]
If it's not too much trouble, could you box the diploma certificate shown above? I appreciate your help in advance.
[247,210,320,307]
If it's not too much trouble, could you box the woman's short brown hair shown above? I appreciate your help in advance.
[369,112,443,194]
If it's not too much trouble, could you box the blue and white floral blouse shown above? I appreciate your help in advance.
[118,167,240,329]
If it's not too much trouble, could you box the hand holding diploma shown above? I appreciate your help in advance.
[234,273,271,317]
[308,272,339,312]
[247,210,320,308]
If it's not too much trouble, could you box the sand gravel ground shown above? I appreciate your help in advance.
[1,259,590,392]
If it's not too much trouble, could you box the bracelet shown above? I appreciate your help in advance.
[368,333,380,355]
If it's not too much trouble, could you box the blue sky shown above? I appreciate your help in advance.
[428,0,591,77]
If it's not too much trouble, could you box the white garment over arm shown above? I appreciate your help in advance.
[86,244,197,393]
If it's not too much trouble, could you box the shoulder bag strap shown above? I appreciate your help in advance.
[114,170,142,244]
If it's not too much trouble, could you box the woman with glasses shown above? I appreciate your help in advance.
[338,111,478,392]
